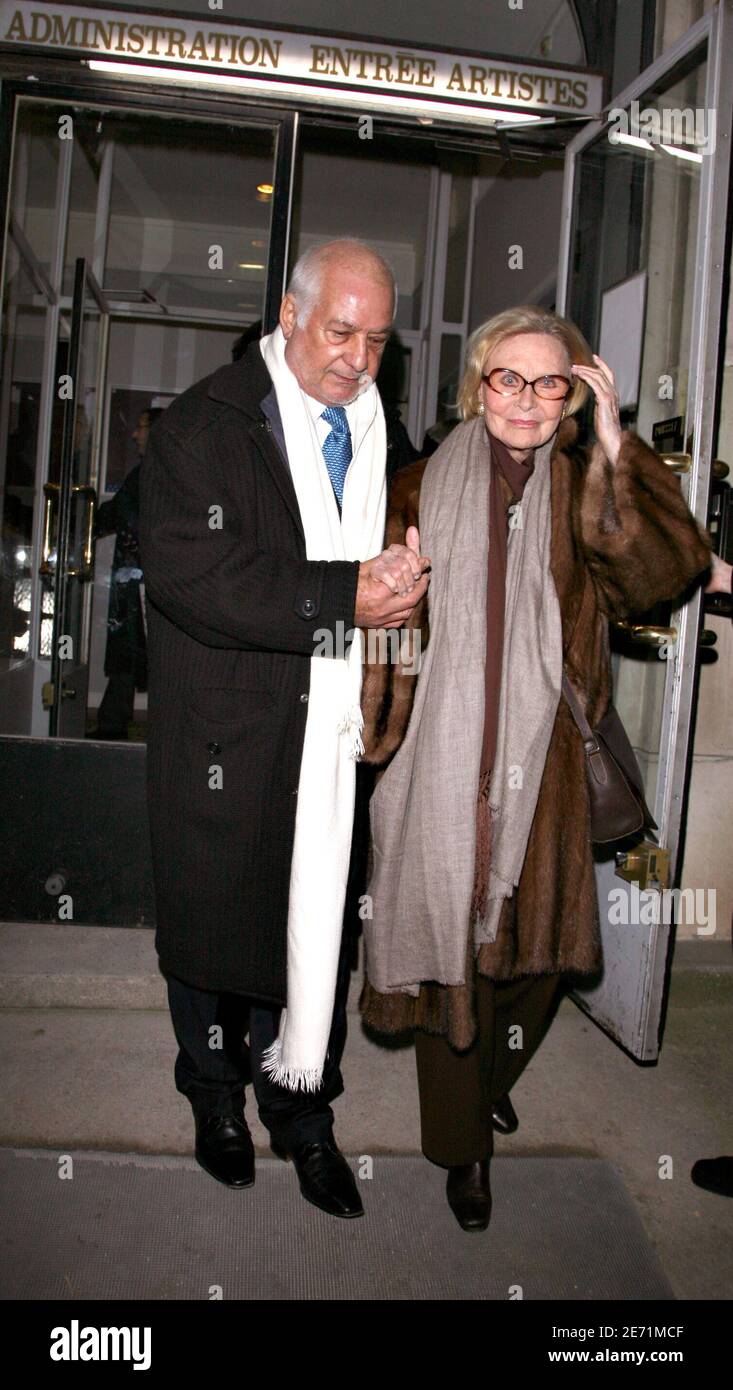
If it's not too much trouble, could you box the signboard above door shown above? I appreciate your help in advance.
[0,2,604,127]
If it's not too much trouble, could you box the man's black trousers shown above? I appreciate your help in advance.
[164,768,372,1148]
[165,914,354,1148]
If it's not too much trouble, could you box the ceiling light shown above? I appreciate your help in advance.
[607,131,653,151]
[659,143,703,164]
[87,61,544,128]
[256,183,273,196]
[608,130,704,163]
[237,262,265,270]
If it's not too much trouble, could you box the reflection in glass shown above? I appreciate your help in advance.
[0,255,45,664]
[10,105,60,278]
[443,168,472,324]
[293,127,432,333]
[101,112,275,316]
[436,334,462,424]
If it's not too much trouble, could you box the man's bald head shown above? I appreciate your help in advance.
[286,239,397,325]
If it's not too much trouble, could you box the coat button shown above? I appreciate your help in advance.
[299,692,308,703]
[207,741,221,755]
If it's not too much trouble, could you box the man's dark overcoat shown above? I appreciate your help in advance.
[138,344,365,1003]
[139,343,415,1002]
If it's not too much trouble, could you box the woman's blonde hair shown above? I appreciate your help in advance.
[457,305,594,421]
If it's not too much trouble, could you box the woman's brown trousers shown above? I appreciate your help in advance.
[414,973,561,1166]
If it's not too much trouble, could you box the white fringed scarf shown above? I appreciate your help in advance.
[259,327,386,1089]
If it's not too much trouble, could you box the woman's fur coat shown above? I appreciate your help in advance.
[358,417,712,1050]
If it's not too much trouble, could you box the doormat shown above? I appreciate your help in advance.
[0,1149,673,1301]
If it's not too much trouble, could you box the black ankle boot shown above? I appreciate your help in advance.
[446,1159,492,1231]
[492,1092,519,1134]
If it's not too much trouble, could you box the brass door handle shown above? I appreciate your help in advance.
[39,483,96,579]
[614,623,678,646]
[39,482,59,575]
[66,485,97,579]
[660,454,728,479]
[660,453,691,473]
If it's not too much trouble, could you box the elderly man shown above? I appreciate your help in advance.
[139,239,428,1218]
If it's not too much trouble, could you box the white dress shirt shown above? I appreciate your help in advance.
[302,390,358,448]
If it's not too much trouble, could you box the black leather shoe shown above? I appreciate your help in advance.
[691,1156,733,1197]
[272,1138,364,1218]
[492,1092,519,1134]
[194,1111,255,1188]
[446,1159,492,1231]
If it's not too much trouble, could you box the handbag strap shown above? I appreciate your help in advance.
[562,671,599,752]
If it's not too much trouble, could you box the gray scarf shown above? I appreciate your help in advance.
[364,415,563,995]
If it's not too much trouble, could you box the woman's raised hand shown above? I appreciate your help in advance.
[570,353,623,466]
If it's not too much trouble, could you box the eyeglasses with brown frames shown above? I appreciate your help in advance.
[482,367,572,401]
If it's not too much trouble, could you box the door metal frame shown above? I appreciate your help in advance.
[423,164,479,433]
[49,256,109,736]
[264,110,298,334]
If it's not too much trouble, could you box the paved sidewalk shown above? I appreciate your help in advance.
[0,926,731,1300]
[1,1150,673,1302]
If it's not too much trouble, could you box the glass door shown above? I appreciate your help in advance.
[0,103,62,734]
[46,257,109,737]
[556,5,733,1058]
[0,94,291,745]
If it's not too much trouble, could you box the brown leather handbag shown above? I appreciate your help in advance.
[562,672,657,845]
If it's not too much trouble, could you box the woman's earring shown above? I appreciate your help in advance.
[477,401,485,415]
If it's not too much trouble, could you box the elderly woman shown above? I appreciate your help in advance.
[358,305,712,1231]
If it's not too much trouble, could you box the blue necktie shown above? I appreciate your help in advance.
[320,406,352,507]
